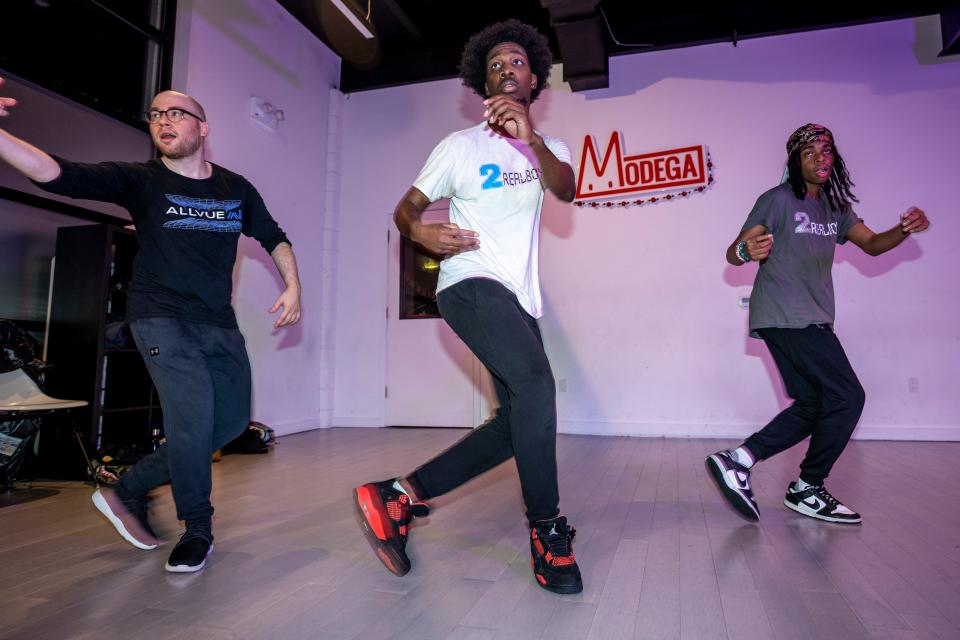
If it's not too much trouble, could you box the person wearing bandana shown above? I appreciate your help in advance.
[706,123,931,524]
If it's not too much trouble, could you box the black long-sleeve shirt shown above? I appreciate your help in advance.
[36,158,290,327]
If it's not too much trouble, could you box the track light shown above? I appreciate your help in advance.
[329,0,374,39]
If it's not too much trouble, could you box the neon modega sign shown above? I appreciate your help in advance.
[574,132,715,208]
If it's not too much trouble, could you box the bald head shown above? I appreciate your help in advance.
[151,90,206,122]
[147,90,209,161]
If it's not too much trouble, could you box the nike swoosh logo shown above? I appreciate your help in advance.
[725,469,750,490]
[802,497,823,510]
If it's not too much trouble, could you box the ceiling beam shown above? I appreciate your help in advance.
[540,0,608,91]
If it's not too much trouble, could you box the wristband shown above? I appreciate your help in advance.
[736,240,751,263]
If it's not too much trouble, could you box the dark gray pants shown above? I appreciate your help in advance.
[119,317,251,528]
[409,278,560,525]
[744,325,865,485]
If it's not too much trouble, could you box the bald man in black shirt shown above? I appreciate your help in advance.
[0,78,302,572]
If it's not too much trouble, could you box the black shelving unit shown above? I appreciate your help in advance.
[39,224,161,478]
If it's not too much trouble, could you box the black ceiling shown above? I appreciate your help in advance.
[277,1,955,93]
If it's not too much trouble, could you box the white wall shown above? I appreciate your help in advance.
[173,0,340,434]
[334,17,960,440]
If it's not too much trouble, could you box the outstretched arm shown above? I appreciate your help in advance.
[0,77,60,182]
[268,242,301,328]
[846,206,929,256]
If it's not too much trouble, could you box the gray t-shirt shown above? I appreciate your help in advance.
[743,183,861,336]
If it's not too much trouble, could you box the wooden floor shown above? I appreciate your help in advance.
[1,428,959,640]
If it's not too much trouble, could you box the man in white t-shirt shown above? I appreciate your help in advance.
[352,20,582,595]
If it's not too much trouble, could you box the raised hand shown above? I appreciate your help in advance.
[483,95,535,144]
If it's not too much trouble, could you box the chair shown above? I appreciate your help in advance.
[0,368,96,482]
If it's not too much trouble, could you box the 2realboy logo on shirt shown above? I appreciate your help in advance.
[794,211,838,237]
[162,194,243,232]
[479,163,543,190]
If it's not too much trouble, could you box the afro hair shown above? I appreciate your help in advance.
[458,19,553,103]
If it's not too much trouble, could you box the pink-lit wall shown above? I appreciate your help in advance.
[4,10,957,440]
[173,0,340,434]
[334,17,960,440]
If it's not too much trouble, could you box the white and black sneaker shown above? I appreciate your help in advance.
[165,530,214,573]
[92,488,159,550]
[784,482,862,524]
[705,450,760,521]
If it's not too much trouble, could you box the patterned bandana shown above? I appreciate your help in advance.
[786,123,833,156]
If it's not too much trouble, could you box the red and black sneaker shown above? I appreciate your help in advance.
[353,479,429,577]
[530,516,583,594]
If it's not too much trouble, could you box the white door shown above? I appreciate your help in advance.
[385,208,495,427]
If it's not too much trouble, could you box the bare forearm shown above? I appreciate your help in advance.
[0,128,60,182]
[531,135,575,202]
[861,225,908,256]
[394,200,424,241]
[270,242,300,290]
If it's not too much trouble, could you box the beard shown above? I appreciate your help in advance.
[155,132,203,159]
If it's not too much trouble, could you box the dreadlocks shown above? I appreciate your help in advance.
[458,19,553,103]
[785,123,858,211]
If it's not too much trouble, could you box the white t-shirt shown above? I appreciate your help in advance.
[413,122,572,319]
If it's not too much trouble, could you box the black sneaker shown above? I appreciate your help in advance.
[92,487,159,550]
[530,516,583,594]
[353,479,430,577]
[784,482,862,524]
[165,531,214,573]
[705,450,760,521]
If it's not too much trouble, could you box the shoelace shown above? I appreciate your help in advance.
[543,527,576,558]
[814,487,841,508]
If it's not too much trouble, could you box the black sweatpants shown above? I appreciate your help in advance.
[743,324,865,485]
[408,278,560,525]
[120,317,251,529]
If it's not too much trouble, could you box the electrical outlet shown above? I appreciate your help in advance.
[558,379,567,393]
[738,296,750,309]
[907,377,919,393]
